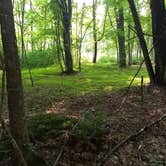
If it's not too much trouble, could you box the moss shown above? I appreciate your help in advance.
[28,113,77,140]
[28,112,106,141]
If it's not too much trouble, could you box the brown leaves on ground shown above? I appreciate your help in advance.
[41,86,166,166]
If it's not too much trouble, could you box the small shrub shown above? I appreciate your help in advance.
[73,111,106,140]
[21,50,56,68]
[28,111,106,141]
[98,56,117,64]
[28,113,77,140]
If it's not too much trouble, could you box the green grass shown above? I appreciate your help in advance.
[0,63,149,113]
[28,111,106,141]
[22,63,148,96]
[21,50,56,68]
[28,113,77,140]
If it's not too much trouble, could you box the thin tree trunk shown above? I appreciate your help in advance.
[78,4,85,72]
[128,25,132,66]
[128,0,155,83]
[55,19,64,72]
[21,0,25,61]
[117,5,126,68]
[92,0,98,63]
[30,0,34,52]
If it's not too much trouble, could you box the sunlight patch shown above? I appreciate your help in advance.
[104,86,113,91]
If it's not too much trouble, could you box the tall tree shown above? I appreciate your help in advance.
[51,0,74,73]
[128,0,155,83]
[92,0,98,63]
[21,0,26,60]
[0,0,28,164]
[60,0,74,74]
[116,1,126,68]
[150,0,166,84]
[0,0,46,165]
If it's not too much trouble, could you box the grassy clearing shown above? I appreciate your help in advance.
[22,63,148,96]
[0,63,149,113]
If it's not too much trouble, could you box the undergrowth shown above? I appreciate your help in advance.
[28,112,106,141]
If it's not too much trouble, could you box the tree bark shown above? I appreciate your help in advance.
[128,24,132,66]
[150,0,166,84]
[0,0,28,164]
[117,5,126,68]
[128,0,155,83]
[61,0,74,74]
[92,0,98,63]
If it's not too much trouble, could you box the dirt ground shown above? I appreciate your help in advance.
[43,86,166,166]
[1,86,166,166]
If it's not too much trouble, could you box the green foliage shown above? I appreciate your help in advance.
[98,55,117,64]
[132,56,144,65]
[74,111,106,140]
[28,113,77,140]
[28,111,106,141]
[21,50,56,68]
[21,64,148,97]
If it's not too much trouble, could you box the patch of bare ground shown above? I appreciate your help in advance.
[0,86,165,166]
[43,86,166,166]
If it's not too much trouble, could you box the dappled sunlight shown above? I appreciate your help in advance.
[19,64,149,97]
[104,86,113,91]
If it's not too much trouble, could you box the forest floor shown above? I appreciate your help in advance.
[37,85,166,166]
[0,65,166,166]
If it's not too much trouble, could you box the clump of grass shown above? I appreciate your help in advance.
[28,112,106,141]
[73,111,106,140]
[28,113,77,140]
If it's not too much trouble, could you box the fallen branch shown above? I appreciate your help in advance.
[97,113,166,166]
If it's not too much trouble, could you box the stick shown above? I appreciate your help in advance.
[97,113,166,166]
[141,76,144,103]
[118,29,156,111]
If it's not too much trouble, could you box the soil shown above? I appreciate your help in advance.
[1,86,166,166]
[43,86,166,166]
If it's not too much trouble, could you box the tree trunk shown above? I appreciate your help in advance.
[150,0,166,84]
[78,3,85,72]
[21,0,26,61]
[0,1,47,165]
[30,0,34,52]
[0,0,28,163]
[117,5,126,68]
[55,19,64,72]
[128,25,132,66]
[92,0,98,63]
[61,0,74,74]
[128,0,155,83]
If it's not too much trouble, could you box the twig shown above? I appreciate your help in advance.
[98,29,159,164]
[118,58,145,110]
[118,29,156,111]
[97,113,166,166]
[53,145,65,166]
[141,76,144,103]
